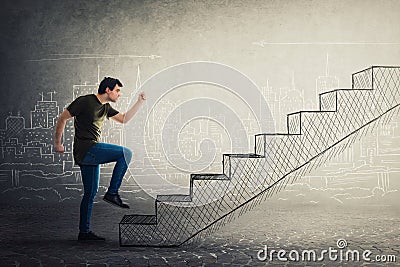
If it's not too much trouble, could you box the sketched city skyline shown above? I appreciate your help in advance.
[0,59,398,205]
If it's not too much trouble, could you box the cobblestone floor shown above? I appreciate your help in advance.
[0,198,399,266]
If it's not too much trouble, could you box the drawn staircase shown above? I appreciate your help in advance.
[119,66,400,247]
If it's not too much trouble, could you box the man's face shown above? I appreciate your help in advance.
[106,85,122,102]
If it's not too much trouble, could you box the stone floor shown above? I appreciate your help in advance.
[0,197,399,266]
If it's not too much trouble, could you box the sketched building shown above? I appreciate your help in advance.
[30,92,59,129]
[73,82,98,99]
[315,54,339,97]
[0,93,71,170]
[1,116,26,163]
[4,115,25,143]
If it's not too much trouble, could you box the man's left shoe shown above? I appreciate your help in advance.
[78,231,106,241]
[103,193,130,209]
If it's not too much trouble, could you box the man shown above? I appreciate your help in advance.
[54,77,146,241]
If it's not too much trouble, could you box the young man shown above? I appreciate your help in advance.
[54,77,146,241]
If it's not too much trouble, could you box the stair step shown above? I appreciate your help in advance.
[319,90,338,111]
[225,153,264,158]
[287,112,302,134]
[156,194,192,202]
[120,215,156,225]
[191,173,229,180]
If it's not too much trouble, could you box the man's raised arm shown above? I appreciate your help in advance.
[111,92,146,124]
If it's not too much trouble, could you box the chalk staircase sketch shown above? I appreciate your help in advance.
[119,66,400,247]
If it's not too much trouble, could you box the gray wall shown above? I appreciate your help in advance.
[0,0,399,206]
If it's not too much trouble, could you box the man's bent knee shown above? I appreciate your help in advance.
[123,147,133,163]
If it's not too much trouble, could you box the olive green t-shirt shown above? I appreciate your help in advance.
[67,94,119,164]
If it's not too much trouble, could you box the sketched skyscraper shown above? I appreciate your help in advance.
[316,54,339,97]
[134,64,142,99]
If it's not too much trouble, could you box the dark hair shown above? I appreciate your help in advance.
[98,77,123,94]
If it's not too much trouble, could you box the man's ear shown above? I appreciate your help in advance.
[105,87,111,93]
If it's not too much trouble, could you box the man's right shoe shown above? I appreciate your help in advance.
[103,193,130,209]
[78,231,105,241]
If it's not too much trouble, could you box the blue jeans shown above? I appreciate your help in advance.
[79,143,132,233]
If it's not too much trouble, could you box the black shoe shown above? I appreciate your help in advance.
[103,193,130,209]
[78,231,105,241]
